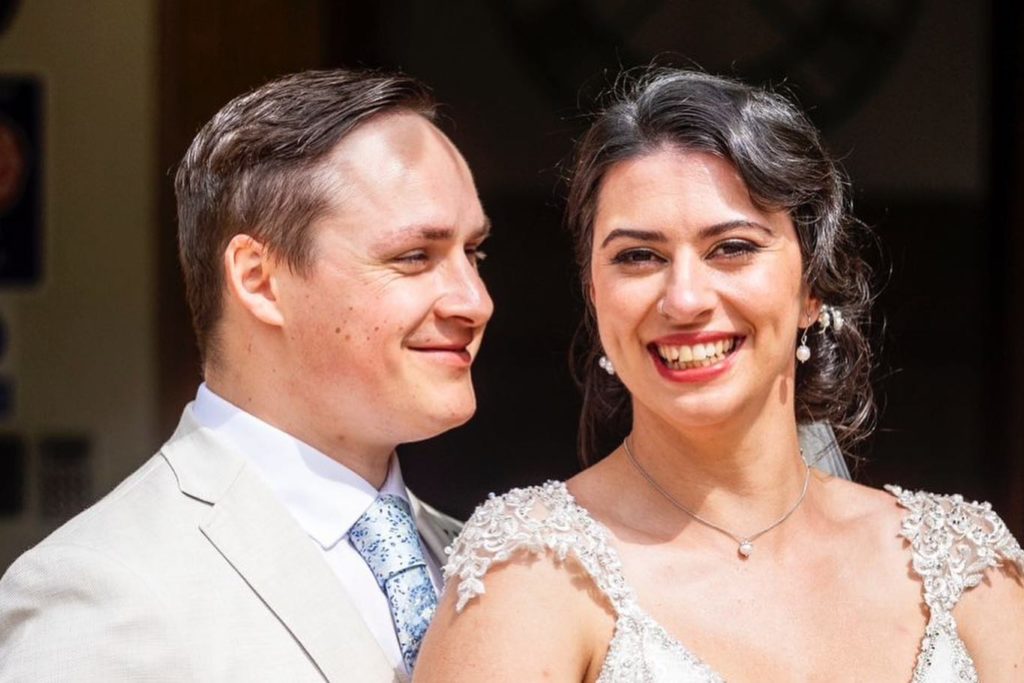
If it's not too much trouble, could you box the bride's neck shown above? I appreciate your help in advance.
[627,404,807,521]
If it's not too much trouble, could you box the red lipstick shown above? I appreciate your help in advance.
[647,334,744,384]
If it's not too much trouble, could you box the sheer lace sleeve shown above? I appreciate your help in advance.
[443,481,634,613]
[886,485,1024,613]
[886,486,1024,681]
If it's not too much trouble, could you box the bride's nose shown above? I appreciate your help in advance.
[658,252,716,323]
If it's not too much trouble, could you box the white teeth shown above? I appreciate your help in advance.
[654,337,740,370]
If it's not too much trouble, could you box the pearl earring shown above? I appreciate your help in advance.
[796,328,811,363]
[598,355,616,375]
[797,304,844,363]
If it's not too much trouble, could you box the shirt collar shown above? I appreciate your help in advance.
[192,383,410,549]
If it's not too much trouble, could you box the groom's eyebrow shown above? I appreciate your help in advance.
[600,228,668,249]
[380,217,492,246]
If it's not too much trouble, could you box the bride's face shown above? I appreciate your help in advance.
[589,148,816,431]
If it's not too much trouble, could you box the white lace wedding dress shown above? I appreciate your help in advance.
[444,481,1024,682]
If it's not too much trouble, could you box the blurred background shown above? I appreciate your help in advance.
[0,0,1020,572]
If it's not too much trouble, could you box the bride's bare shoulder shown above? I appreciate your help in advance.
[814,475,908,548]
[417,482,615,682]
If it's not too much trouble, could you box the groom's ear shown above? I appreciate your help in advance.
[223,234,285,327]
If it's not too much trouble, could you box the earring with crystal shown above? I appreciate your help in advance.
[818,304,844,332]
[598,355,616,375]
[795,328,811,363]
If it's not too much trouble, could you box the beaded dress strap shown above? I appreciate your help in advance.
[443,481,637,614]
[886,485,1024,613]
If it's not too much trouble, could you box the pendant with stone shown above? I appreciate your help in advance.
[738,540,753,557]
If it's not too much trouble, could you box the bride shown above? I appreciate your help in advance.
[414,69,1023,681]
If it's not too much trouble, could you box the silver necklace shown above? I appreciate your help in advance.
[622,437,811,559]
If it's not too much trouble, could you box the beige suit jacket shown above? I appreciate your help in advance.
[0,410,461,682]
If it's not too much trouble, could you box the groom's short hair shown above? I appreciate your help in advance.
[175,69,436,365]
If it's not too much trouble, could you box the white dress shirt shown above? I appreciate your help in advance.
[192,384,441,673]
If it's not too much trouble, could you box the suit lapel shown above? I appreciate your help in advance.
[163,410,400,683]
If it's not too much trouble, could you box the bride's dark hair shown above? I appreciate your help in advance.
[566,67,876,465]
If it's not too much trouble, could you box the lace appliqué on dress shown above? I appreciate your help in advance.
[886,485,1024,683]
[443,480,632,614]
[444,481,725,683]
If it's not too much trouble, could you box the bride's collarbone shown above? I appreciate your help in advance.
[624,576,923,683]
[598,526,925,682]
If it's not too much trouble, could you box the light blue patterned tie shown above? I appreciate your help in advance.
[349,494,438,672]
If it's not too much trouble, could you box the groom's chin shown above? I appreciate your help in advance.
[407,393,478,443]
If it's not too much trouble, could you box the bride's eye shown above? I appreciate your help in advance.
[611,248,665,266]
[708,239,761,260]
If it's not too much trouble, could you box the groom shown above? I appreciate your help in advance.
[0,69,492,681]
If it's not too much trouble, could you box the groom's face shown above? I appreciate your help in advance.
[272,112,493,449]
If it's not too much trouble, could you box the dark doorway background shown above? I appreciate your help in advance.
[158,1,1023,533]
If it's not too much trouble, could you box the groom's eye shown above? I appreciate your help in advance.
[395,250,429,263]
[466,245,487,267]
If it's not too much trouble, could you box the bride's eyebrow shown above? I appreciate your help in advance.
[600,228,668,249]
[599,220,773,250]
[697,220,773,239]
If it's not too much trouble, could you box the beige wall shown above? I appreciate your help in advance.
[0,0,158,569]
